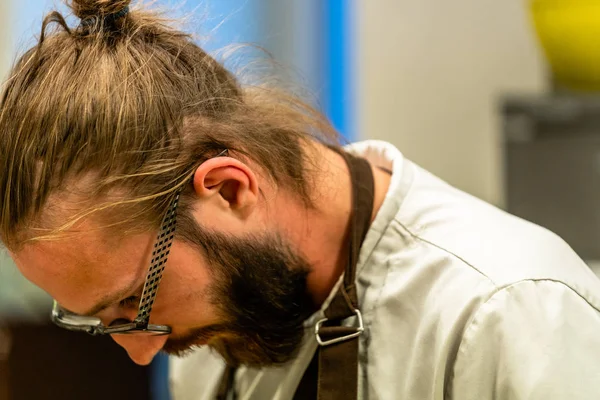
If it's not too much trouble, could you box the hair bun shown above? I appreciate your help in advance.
[68,0,131,21]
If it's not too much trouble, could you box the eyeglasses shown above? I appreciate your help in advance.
[51,190,180,336]
[50,149,228,336]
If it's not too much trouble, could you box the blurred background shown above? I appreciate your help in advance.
[1,0,600,399]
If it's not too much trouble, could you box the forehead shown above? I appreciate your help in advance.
[11,222,155,314]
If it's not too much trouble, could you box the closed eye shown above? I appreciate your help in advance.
[119,295,140,309]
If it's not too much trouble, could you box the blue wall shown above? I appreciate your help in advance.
[322,0,356,141]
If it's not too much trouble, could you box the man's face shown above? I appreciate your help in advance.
[12,217,316,367]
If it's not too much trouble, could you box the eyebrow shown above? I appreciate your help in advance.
[79,277,143,317]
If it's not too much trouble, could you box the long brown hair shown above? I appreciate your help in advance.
[0,0,339,249]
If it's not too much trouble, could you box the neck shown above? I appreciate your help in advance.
[273,142,391,307]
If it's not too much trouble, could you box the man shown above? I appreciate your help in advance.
[2,1,600,399]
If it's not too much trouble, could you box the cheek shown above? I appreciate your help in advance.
[148,244,220,327]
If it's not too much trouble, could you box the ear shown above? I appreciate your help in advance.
[192,156,259,219]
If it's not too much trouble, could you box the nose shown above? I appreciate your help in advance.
[111,334,169,366]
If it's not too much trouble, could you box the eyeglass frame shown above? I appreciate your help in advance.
[51,149,229,336]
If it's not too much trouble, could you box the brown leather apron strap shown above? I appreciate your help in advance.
[216,364,237,400]
[314,151,375,400]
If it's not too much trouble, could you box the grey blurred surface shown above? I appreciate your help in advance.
[503,94,600,263]
[0,252,51,323]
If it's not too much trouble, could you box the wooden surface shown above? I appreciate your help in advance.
[0,327,9,400]
[0,360,8,400]
[6,323,152,400]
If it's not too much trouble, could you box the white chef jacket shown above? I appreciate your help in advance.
[170,140,600,400]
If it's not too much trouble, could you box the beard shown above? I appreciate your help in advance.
[161,221,317,367]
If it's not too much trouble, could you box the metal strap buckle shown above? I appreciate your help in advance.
[315,308,364,347]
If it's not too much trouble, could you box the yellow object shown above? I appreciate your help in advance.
[531,0,600,91]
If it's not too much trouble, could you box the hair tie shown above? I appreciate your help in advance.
[80,6,130,28]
